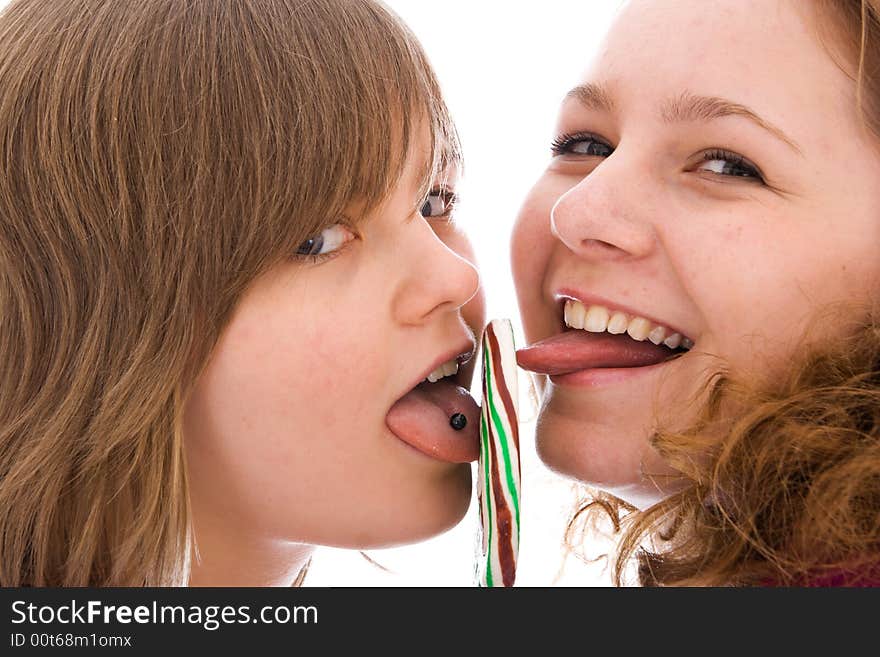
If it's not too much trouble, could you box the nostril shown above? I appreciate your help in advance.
[582,238,620,251]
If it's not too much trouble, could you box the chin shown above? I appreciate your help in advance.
[536,416,681,509]
[534,426,594,484]
[535,411,644,488]
[316,464,473,550]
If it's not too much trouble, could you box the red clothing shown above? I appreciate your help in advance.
[763,565,880,587]
[798,571,880,587]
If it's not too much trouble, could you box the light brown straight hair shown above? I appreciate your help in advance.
[0,0,458,585]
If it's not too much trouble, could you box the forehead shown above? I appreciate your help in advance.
[400,120,460,190]
[581,0,856,130]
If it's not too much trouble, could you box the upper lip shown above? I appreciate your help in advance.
[554,287,695,343]
[397,339,477,400]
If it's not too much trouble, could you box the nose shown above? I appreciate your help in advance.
[550,157,655,261]
[393,220,481,325]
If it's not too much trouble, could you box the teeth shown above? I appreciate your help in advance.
[607,311,629,334]
[648,325,667,345]
[564,300,585,329]
[563,299,694,351]
[626,317,652,342]
[584,305,610,332]
[425,358,459,383]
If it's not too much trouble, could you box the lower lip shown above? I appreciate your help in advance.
[549,358,675,387]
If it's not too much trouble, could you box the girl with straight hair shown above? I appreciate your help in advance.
[0,0,485,586]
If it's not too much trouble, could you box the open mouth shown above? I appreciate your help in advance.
[516,298,695,377]
[385,344,481,463]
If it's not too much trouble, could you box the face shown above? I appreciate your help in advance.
[184,134,486,549]
[512,0,880,508]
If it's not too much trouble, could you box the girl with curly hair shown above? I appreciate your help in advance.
[514,0,880,586]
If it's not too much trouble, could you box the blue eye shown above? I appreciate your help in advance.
[551,132,614,158]
[295,223,355,262]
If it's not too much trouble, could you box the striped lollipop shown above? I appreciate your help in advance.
[475,319,521,587]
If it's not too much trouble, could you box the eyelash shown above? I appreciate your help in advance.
[421,186,459,221]
[298,250,338,265]
[699,149,764,182]
[551,131,613,157]
[294,222,357,265]
[550,132,765,184]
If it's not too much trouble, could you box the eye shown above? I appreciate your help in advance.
[696,149,764,183]
[420,188,458,219]
[294,223,356,261]
[551,131,614,158]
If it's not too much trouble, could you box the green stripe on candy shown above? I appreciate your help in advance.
[480,402,495,586]
[484,335,521,525]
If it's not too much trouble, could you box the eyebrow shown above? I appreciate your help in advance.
[565,83,803,155]
[565,82,616,114]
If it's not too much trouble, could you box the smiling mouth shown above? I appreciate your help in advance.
[516,298,694,376]
[558,298,694,352]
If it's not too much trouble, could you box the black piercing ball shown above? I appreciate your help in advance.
[450,413,467,431]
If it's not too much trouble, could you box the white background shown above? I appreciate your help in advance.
[0,0,624,585]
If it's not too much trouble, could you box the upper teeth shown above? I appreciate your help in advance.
[426,359,460,383]
[564,299,694,351]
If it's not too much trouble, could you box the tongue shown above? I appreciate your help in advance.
[386,379,480,463]
[516,330,675,375]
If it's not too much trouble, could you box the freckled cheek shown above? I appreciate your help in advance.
[675,225,828,374]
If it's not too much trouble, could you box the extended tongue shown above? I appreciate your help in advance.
[386,379,480,463]
[516,330,676,375]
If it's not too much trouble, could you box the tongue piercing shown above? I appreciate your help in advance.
[450,413,467,431]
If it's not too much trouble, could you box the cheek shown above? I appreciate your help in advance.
[511,180,561,335]
[185,311,384,500]
[269,317,392,444]
[668,221,796,378]
[674,208,880,381]
[238,311,379,416]
[511,187,551,285]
